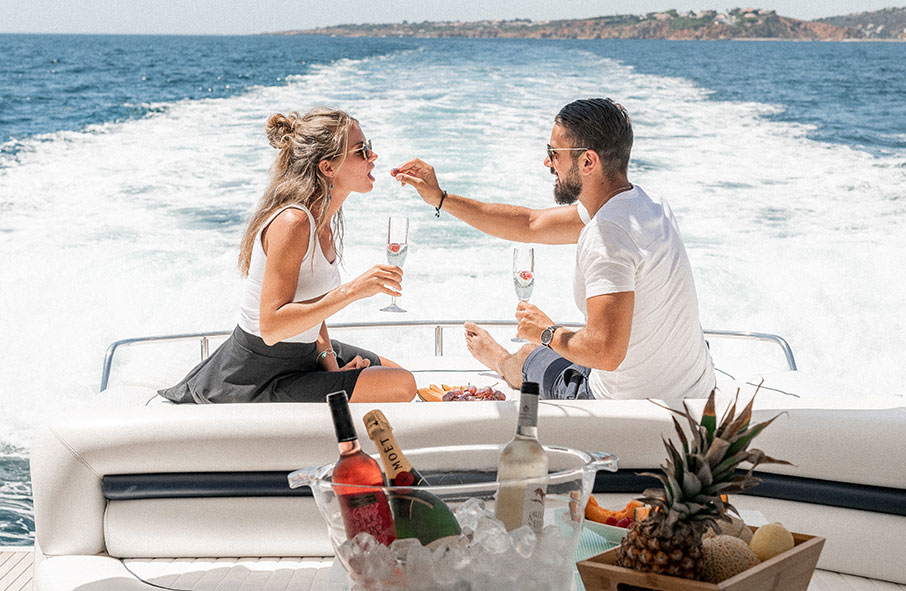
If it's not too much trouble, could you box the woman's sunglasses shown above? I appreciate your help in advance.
[349,139,373,161]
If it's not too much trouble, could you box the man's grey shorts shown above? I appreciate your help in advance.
[521,346,594,400]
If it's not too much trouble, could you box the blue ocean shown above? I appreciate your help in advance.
[1,34,905,545]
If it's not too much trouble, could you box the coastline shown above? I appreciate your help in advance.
[274,7,906,42]
[270,32,906,42]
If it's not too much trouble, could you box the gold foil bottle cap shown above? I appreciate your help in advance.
[363,409,392,440]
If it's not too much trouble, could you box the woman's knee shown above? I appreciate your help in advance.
[388,369,416,401]
[353,367,416,402]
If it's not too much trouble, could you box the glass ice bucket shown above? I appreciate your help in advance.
[289,444,617,591]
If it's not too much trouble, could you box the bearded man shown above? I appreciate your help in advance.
[392,98,714,401]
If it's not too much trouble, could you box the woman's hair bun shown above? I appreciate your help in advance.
[266,112,299,150]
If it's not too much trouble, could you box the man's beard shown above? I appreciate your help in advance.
[552,161,582,205]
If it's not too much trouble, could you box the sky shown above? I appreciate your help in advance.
[0,0,901,35]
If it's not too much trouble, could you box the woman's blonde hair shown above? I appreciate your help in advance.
[238,107,357,276]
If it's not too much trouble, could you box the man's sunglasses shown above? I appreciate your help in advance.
[349,139,373,161]
[546,144,588,160]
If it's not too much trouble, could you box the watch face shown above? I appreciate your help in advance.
[541,327,553,345]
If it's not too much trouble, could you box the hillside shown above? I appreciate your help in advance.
[816,6,906,39]
[278,8,872,40]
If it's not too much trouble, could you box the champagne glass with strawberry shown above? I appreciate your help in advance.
[381,216,409,313]
[511,246,534,341]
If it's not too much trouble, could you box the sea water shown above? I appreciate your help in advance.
[1,35,905,545]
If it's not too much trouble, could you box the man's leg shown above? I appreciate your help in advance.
[464,322,535,390]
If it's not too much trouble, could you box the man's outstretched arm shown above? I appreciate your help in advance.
[392,158,584,245]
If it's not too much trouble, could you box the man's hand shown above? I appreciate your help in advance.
[515,301,555,344]
[391,159,444,207]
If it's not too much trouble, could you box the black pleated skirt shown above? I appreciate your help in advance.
[158,326,381,403]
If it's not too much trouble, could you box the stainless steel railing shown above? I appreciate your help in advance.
[99,322,796,391]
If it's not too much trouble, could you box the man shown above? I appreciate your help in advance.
[392,98,714,400]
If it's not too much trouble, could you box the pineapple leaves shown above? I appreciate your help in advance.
[726,412,788,458]
[681,471,702,498]
[701,392,717,443]
[695,464,713,488]
[672,416,690,455]
[641,386,789,533]
[703,437,731,469]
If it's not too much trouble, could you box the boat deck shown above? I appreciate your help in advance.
[4,547,905,591]
[0,550,32,591]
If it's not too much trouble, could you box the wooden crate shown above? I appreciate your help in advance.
[577,531,824,591]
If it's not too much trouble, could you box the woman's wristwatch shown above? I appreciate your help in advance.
[541,325,562,348]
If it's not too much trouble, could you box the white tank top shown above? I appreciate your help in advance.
[237,204,340,343]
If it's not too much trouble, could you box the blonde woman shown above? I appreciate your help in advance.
[160,107,416,403]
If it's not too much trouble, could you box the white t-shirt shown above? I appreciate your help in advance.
[574,185,714,400]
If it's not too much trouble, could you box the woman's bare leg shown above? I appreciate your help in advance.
[349,366,416,402]
[378,356,402,368]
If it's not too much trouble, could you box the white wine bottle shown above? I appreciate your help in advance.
[363,409,462,547]
[495,381,548,534]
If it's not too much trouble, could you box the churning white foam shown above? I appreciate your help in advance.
[1,43,904,449]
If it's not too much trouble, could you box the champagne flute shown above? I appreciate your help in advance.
[511,246,534,341]
[381,216,409,313]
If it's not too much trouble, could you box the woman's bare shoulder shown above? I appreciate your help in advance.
[262,206,312,255]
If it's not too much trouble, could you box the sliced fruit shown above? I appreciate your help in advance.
[416,387,444,402]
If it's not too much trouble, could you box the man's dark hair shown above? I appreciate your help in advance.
[555,98,633,178]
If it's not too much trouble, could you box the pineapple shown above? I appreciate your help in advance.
[615,388,790,580]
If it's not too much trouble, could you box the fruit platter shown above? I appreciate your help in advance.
[416,384,507,402]
[577,389,825,591]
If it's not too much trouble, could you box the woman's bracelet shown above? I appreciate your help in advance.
[317,349,337,363]
[434,190,448,218]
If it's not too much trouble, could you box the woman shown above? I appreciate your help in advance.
[159,107,416,403]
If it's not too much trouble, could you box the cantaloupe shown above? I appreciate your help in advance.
[701,535,761,583]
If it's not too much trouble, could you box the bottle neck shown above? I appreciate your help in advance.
[515,424,539,439]
[516,392,540,439]
[338,439,361,457]
[370,429,413,479]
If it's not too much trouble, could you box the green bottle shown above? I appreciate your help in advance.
[363,410,462,547]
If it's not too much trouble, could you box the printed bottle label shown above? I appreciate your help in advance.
[340,491,395,545]
[517,396,539,427]
[522,481,547,535]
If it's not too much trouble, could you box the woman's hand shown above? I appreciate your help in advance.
[337,355,371,371]
[345,264,404,300]
[391,159,444,206]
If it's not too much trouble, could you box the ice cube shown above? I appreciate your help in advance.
[538,525,567,570]
[389,538,422,563]
[508,525,538,558]
[453,497,487,532]
[404,545,434,589]
[361,543,395,585]
[338,532,379,576]
[352,531,380,554]
[474,515,510,554]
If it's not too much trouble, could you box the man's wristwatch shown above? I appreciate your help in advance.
[541,325,562,348]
